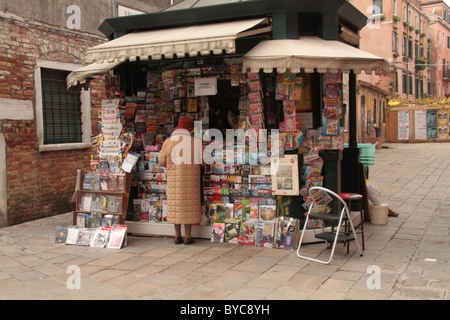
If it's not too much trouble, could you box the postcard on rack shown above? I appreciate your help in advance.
[289,85,303,101]
[278,72,296,85]
[276,83,290,100]
[283,100,296,118]
[247,73,260,81]
[324,72,342,84]
[187,98,198,112]
[331,134,344,151]
[323,117,339,136]
[296,112,313,131]
[249,102,263,114]
[324,103,342,119]
[324,83,341,102]
[248,91,262,103]
[248,81,262,92]
[121,152,140,173]
[284,117,298,132]
[250,114,263,125]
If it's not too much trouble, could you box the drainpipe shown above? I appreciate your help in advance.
[112,0,116,17]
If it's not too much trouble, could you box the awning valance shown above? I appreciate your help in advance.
[66,60,122,88]
[85,17,271,64]
[242,36,390,75]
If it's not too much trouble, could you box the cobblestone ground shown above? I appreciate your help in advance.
[368,143,450,300]
[0,143,449,300]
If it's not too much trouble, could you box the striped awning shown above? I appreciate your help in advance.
[242,36,390,75]
[85,17,271,63]
[66,60,122,88]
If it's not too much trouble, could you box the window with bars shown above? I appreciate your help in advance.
[41,68,82,144]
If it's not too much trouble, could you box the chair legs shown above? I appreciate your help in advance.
[348,199,365,251]
[297,199,363,265]
[339,194,365,252]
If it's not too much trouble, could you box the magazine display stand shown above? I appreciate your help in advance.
[76,66,349,246]
[73,171,132,226]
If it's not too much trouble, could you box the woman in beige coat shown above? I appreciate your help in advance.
[158,117,203,245]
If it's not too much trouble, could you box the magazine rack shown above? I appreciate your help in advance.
[73,171,132,226]
[296,186,363,265]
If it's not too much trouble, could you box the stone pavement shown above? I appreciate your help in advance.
[0,143,450,301]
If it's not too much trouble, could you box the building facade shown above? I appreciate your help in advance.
[350,0,433,144]
[0,0,178,35]
[0,0,176,227]
[421,0,450,97]
[353,0,450,100]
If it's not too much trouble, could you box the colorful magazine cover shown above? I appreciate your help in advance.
[55,226,68,244]
[224,219,241,243]
[249,198,259,219]
[255,220,276,248]
[121,152,140,173]
[211,223,225,243]
[107,225,128,249]
[65,227,80,245]
[233,200,243,219]
[212,204,227,223]
[77,228,94,246]
[241,199,251,219]
[237,218,257,246]
[90,227,111,248]
[274,217,298,250]
[259,204,277,221]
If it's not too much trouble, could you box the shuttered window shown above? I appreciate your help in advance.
[41,68,82,144]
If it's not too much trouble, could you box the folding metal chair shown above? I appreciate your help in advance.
[297,186,363,265]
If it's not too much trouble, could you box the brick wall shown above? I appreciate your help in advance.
[0,11,109,225]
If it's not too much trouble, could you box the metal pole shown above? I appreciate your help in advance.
[348,70,357,148]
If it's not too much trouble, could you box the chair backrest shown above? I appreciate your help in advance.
[308,186,348,215]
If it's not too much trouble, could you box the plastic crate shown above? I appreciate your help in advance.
[344,143,375,167]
